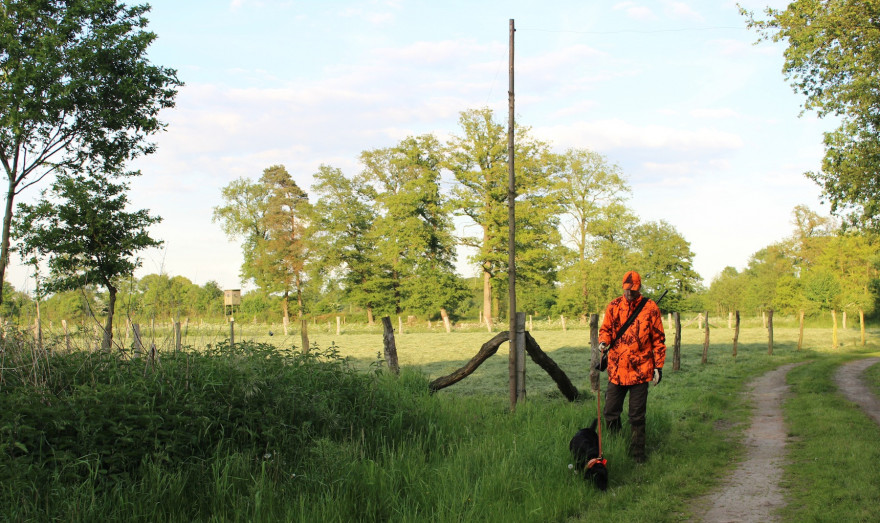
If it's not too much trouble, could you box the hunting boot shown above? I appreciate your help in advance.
[630,420,646,463]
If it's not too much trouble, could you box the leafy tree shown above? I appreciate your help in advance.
[631,220,702,311]
[13,174,162,349]
[361,135,467,317]
[0,0,180,302]
[309,165,390,323]
[743,2,880,230]
[214,166,311,321]
[257,165,312,321]
[706,266,747,315]
[556,148,631,262]
[213,176,270,284]
[446,108,561,325]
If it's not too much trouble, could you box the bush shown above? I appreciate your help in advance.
[0,339,430,488]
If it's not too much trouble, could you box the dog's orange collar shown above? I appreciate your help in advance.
[585,458,607,470]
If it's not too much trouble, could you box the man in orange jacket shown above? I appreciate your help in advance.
[598,270,666,463]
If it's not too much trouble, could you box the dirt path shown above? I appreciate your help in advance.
[834,358,880,425]
[690,363,804,523]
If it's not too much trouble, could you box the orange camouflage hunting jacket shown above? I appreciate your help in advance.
[599,296,666,386]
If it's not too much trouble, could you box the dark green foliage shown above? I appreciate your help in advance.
[0,341,430,496]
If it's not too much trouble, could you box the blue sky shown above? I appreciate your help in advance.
[7,0,833,293]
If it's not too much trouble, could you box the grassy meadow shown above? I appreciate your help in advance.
[2,314,879,521]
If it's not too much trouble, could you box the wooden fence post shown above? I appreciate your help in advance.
[860,309,866,346]
[516,312,526,402]
[842,310,847,330]
[797,310,804,351]
[398,316,403,335]
[733,311,740,359]
[174,321,182,352]
[132,323,143,357]
[336,316,341,336]
[673,312,682,371]
[832,310,838,349]
[62,319,70,352]
[560,315,566,332]
[528,314,533,331]
[301,319,309,353]
[229,318,235,347]
[589,313,600,393]
[728,311,733,329]
[767,309,774,355]
[701,311,709,364]
[283,315,289,336]
[381,316,399,375]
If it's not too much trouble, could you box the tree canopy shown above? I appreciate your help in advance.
[13,174,162,348]
[0,0,181,303]
[743,1,880,231]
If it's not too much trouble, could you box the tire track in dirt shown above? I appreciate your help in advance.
[834,358,880,426]
[690,362,804,523]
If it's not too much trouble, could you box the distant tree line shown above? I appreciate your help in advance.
[705,206,879,318]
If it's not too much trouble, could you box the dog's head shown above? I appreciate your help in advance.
[569,419,608,491]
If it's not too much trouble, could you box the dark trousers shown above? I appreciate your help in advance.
[603,381,649,459]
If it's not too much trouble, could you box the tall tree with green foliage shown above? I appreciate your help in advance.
[0,0,180,303]
[258,165,312,321]
[555,148,632,315]
[213,176,270,285]
[13,174,162,349]
[213,166,311,321]
[743,2,880,230]
[446,108,561,325]
[632,220,701,311]
[309,165,389,323]
[361,135,467,318]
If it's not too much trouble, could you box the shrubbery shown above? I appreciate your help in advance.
[0,339,432,493]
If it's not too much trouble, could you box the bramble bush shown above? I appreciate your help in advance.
[0,339,432,491]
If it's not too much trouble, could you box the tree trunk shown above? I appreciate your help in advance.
[440,307,452,333]
[282,291,290,327]
[367,307,375,325]
[102,285,116,350]
[0,181,16,306]
[482,269,493,330]
[797,310,804,351]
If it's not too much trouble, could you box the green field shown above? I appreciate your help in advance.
[2,319,878,522]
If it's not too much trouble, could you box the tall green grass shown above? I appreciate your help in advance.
[2,322,878,521]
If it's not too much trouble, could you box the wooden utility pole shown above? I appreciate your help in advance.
[589,313,600,392]
[507,18,519,411]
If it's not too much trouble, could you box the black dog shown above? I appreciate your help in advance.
[569,419,608,491]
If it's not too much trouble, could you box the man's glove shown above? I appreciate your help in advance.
[652,368,662,385]
[598,342,608,353]
[595,342,609,372]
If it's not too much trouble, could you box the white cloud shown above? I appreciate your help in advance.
[664,1,704,22]
[613,2,655,19]
[537,119,744,152]
[689,108,740,119]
